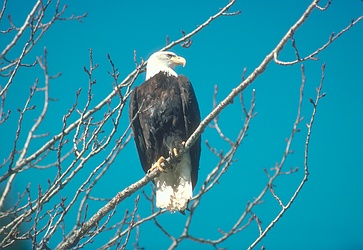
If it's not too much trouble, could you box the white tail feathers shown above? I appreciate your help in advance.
[154,154,193,212]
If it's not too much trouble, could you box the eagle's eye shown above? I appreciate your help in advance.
[166,54,174,59]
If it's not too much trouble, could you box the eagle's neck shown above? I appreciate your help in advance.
[146,65,177,80]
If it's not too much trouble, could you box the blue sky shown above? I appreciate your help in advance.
[1,0,363,249]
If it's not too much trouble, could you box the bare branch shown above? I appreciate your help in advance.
[274,15,363,65]
[248,64,326,249]
[0,1,41,61]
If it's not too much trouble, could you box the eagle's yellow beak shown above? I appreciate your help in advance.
[172,56,186,67]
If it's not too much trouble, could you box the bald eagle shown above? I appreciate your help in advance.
[129,51,201,213]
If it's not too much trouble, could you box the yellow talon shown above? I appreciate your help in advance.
[149,156,165,172]
[173,148,179,157]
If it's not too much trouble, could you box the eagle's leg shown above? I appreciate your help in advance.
[149,156,166,173]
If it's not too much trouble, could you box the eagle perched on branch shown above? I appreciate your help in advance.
[129,51,201,213]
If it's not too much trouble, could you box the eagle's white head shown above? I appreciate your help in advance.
[145,51,186,80]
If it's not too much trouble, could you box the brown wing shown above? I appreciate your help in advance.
[176,75,201,189]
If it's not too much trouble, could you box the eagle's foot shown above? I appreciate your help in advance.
[170,147,181,162]
[149,156,166,173]
[172,148,179,157]
[172,141,185,158]
[169,141,185,162]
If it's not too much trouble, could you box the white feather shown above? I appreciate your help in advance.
[154,154,193,212]
[145,51,185,80]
